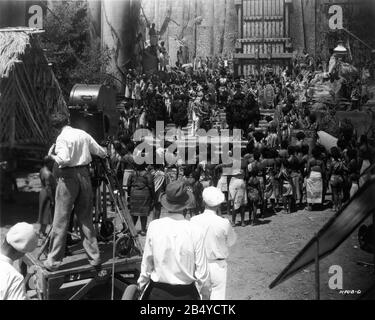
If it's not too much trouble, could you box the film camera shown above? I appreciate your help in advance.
[68,84,116,142]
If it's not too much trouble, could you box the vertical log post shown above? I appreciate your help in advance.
[315,235,320,300]
[373,211,375,275]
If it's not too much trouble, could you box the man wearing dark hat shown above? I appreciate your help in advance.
[138,181,210,300]
[191,187,236,300]
[0,222,38,300]
[44,112,107,271]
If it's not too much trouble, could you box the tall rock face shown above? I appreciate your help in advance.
[196,0,214,57]
[101,0,141,91]
[87,0,102,42]
[212,0,237,56]
[141,0,238,61]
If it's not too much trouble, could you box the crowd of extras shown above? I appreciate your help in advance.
[100,60,374,236]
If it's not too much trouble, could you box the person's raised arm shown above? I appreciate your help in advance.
[88,134,107,158]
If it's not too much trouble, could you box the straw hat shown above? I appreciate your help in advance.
[160,181,194,212]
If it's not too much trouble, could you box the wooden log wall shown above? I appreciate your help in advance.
[239,0,291,76]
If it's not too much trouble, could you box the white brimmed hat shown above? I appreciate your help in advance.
[202,187,225,207]
[6,222,38,253]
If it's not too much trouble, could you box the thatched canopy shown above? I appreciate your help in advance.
[0,27,68,152]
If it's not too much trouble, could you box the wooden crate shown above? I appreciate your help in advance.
[20,242,142,300]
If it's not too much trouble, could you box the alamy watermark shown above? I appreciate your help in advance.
[131,121,244,170]
[328,265,361,295]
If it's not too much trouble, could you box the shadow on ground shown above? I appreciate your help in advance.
[0,191,39,229]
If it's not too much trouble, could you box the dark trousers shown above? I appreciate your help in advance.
[132,216,148,233]
[142,281,200,300]
[46,167,100,268]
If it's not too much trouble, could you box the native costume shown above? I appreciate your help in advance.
[306,159,324,205]
[247,176,261,203]
[288,155,302,202]
[122,153,136,192]
[228,160,248,211]
[127,170,154,217]
[171,95,189,136]
[261,158,278,202]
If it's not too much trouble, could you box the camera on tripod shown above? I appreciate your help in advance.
[66,85,141,258]
[68,84,117,143]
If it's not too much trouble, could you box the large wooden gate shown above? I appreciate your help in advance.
[234,0,293,76]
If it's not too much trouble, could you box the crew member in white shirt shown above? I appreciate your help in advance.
[0,222,38,300]
[138,181,210,300]
[190,186,237,300]
[44,112,107,271]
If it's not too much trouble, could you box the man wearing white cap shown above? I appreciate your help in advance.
[190,187,237,300]
[0,222,38,300]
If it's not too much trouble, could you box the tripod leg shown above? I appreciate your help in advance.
[37,228,52,260]
[99,157,142,252]
[102,182,107,219]
[95,185,101,235]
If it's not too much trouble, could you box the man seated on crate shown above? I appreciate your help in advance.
[0,222,38,300]
[44,112,108,272]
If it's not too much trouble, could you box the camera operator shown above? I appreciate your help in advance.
[44,112,108,272]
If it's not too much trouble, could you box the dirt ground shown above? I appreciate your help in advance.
[1,172,374,300]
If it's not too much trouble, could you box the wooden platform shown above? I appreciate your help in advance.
[20,242,142,300]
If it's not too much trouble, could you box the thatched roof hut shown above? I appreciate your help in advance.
[0,27,68,156]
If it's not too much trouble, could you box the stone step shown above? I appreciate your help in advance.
[259,108,275,113]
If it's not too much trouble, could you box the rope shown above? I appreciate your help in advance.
[342,27,374,51]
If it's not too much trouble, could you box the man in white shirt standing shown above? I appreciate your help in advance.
[191,187,237,300]
[138,181,210,300]
[44,112,107,271]
[0,222,38,300]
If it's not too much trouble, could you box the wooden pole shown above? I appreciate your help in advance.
[373,212,375,275]
[301,0,306,51]
[314,0,317,57]
[102,181,107,219]
[194,0,197,58]
[262,0,265,82]
[9,103,15,149]
[111,223,116,300]
[315,235,320,300]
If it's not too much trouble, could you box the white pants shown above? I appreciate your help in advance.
[208,260,227,300]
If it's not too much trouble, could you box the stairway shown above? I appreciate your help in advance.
[256,108,275,132]
[140,106,275,151]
